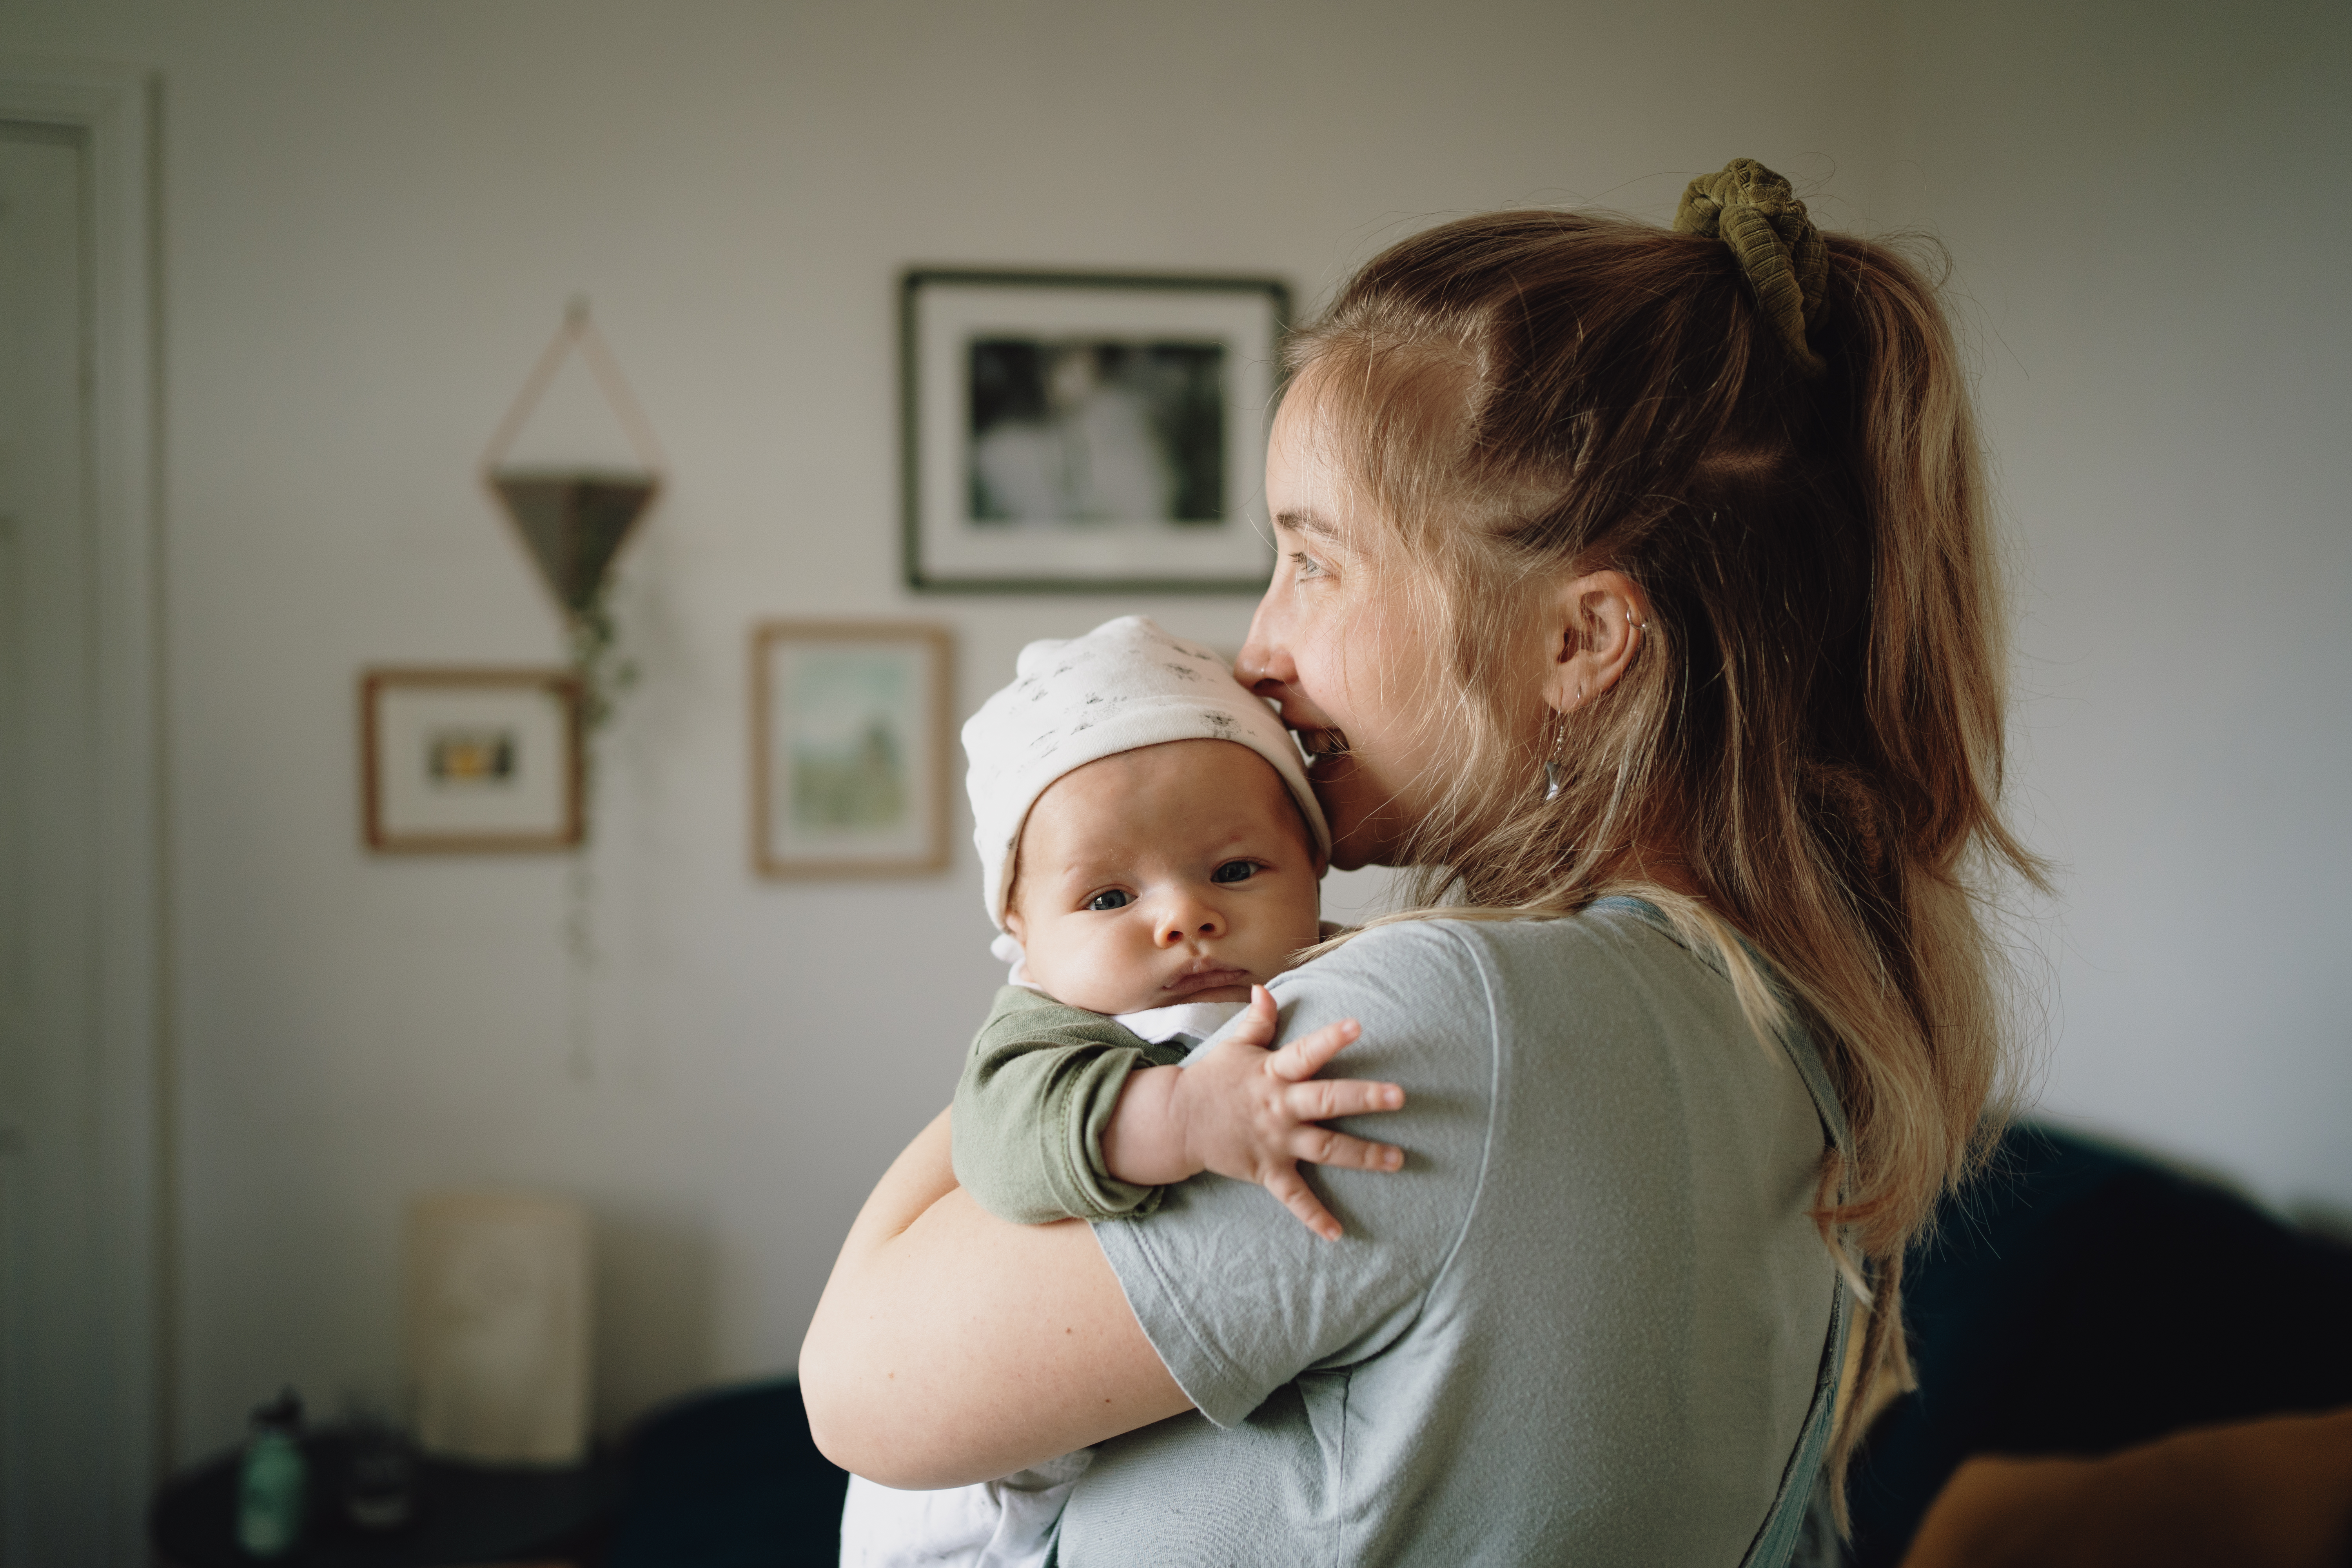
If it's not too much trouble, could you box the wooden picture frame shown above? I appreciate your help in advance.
[901,269,1287,593]
[361,668,584,853]
[751,621,953,878]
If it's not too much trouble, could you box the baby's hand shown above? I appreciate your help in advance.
[1100,985,1404,1240]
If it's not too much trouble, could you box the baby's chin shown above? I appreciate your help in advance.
[1161,982,1255,1006]
[1068,979,1254,1013]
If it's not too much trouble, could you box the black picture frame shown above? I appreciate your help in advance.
[900,268,1290,594]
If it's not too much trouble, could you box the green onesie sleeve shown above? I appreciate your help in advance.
[951,985,1191,1226]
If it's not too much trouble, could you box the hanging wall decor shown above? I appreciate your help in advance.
[481,299,666,730]
[360,668,584,852]
[751,621,954,878]
[901,270,1287,593]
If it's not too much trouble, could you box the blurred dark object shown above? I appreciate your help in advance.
[1896,1406,2352,1568]
[605,1379,848,1568]
[151,1427,611,1567]
[1849,1123,2352,1566]
[339,1415,418,1534]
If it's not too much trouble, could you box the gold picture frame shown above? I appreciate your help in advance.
[751,621,954,878]
[360,668,584,853]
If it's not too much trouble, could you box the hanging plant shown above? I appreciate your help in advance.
[565,578,639,737]
[478,300,667,1079]
[480,298,666,756]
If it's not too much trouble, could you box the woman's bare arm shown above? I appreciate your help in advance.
[798,1109,1192,1488]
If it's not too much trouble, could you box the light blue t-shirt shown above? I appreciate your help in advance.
[1067,906,1846,1566]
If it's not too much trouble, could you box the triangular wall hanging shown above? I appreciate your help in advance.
[481,299,668,617]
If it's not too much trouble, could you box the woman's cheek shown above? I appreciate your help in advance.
[1311,754,1399,869]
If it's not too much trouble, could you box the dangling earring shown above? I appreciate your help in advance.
[1543,713,1568,802]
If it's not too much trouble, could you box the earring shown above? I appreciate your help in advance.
[1543,715,1568,802]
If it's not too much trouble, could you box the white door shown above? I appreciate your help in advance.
[0,64,161,1566]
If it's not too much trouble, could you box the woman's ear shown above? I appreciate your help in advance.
[1541,570,1653,715]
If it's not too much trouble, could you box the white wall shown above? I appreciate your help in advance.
[1878,0,2352,1210]
[4,0,2342,1469]
[3,0,1898,1460]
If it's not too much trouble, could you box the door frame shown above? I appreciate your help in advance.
[0,53,164,1558]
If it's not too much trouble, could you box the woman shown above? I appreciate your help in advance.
[802,160,2042,1565]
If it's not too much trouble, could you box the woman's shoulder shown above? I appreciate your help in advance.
[1278,901,1702,1013]
[1275,904,1770,1102]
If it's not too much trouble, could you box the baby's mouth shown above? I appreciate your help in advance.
[1164,966,1252,997]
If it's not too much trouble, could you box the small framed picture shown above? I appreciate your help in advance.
[752,622,953,878]
[901,269,1288,593]
[361,669,584,852]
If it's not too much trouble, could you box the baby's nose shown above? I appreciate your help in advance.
[1156,900,1227,945]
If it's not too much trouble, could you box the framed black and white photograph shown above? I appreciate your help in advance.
[751,621,953,878]
[361,669,584,852]
[901,269,1287,593]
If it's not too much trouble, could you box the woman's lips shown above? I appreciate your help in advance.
[1164,967,1252,996]
[1293,725,1349,759]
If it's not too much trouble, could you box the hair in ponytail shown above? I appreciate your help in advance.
[1285,197,2048,1521]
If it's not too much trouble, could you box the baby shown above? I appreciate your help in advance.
[837,615,1402,1568]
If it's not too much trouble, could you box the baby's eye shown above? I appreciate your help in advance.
[1211,861,1258,885]
[1086,889,1132,911]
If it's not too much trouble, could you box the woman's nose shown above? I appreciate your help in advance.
[1236,589,1292,699]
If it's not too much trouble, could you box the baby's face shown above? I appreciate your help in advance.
[1005,739,1324,1015]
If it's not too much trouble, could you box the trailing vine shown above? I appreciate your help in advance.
[566,580,638,742]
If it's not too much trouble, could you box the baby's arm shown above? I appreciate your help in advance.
[951,986,1187,1226]
[1098,986,1405,1241]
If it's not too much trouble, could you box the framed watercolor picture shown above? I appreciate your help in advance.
[361,669,584,852]
[901,269,1287,593]
[752,622,953,877]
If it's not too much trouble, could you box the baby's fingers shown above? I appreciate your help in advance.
[1290,1126,1405,1174]
[1265,1017,1363,1082]
[1223,984,1282,1050]
[1263,1166,1343,1242]
[1282,1076,1403,1123]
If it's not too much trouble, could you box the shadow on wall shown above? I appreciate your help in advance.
[594,1207,719,1436]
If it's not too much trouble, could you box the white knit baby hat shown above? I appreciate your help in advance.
[964,615,1331,928]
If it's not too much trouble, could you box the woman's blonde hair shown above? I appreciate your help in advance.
[1287,206,2047,1515]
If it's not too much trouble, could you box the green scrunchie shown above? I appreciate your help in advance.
[1673,158,1828,376]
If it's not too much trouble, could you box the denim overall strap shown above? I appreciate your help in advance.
[1586,898,1852,1568]
[1733,1013,1850,1568]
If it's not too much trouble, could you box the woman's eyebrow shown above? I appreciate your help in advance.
[1274,508,1339,540]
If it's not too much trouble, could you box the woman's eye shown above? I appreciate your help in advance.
[1289,550,1327,582]
[1211,861,1258,885]
[1086,889,1132,911]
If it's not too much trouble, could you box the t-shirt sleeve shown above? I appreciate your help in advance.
[1091,922,1500,1427]
[951,987,1189,1227]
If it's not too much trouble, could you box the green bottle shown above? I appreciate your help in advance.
[236,1389,307,1559]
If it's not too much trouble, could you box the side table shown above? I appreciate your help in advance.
[149,1431,614,1568]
